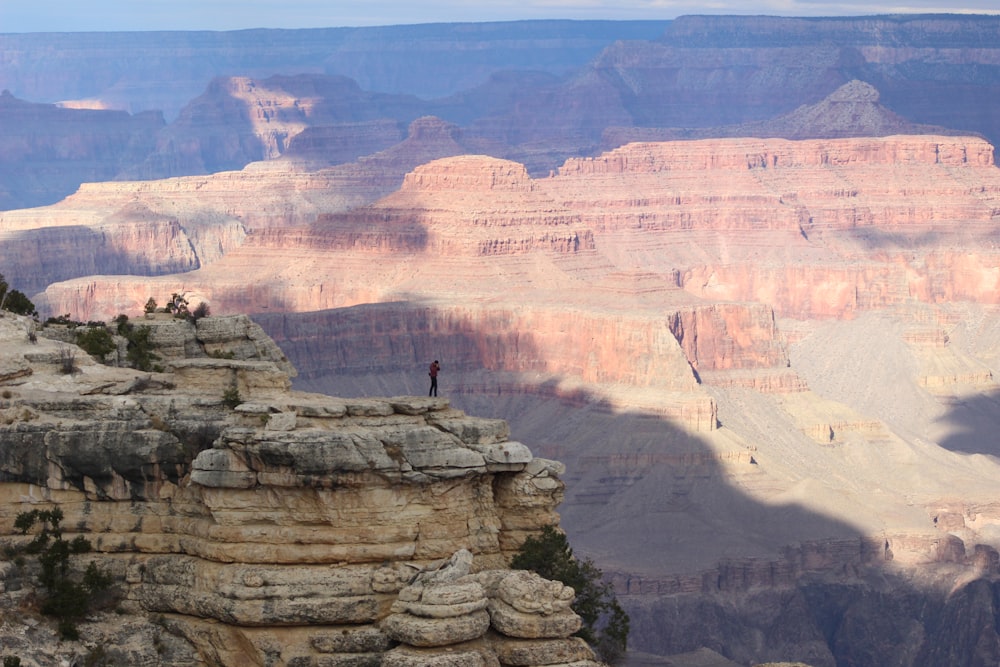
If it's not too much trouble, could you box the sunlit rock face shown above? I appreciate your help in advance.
[11,128,1000,665]
[6,15,1000,664]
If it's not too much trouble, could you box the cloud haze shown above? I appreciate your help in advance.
[3,0,998,32]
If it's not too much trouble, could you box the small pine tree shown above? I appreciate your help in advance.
[0,273,37,317]
[2,289,37,317]
[511,525,630,664]
[14,509,112,640]
[113,316,159,371]
[75,326,116,361]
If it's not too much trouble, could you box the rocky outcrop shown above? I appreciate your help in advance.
[0,312,595,666]
[379,551,599,666]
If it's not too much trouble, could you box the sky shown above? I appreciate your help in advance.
[2,0,999,33]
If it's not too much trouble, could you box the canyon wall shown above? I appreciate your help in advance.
[9,131,1000,663]
[0,90,164,210]
[5,16,1000,209]
[31,136,1000,451]
[5,15,1000,664]
[0,22,664,118]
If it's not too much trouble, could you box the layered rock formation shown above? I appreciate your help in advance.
[0,312,599,666]
[0,116,471,295]
[6,15,1000,210]
[0,90,164,209]
[6,15,1000,664]
[39,133,1000,360]
[11,132,1000,663]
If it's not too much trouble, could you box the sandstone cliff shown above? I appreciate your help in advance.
[0,312,600,666]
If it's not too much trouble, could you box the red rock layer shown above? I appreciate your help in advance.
[36,135,1000,391]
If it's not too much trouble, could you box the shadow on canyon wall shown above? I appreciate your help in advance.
[936,388,1000,456]
[254,301,1000,667]
[1,225,201,296]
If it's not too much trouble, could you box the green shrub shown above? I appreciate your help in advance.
[126,325,158,371]
[2,289,36,317]
[45,313,81,327]
[76,326,116,360]
[111,318,160,372]
[222,386,242,408]
[112,313,130,335]
[144,297,158,314]
[0,272,37,317]
[511,525,629,664]
[13,509,113,640]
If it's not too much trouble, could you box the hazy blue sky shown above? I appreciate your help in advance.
[3,0,999,33]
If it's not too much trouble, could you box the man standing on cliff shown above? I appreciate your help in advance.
[429,360,441,396]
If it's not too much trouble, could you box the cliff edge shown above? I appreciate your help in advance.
[0,311,600,666]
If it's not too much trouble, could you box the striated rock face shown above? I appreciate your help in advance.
[34,135,1000,439]
[0,312,596,666]
[15,134,1000,664]
[0,115,481,298]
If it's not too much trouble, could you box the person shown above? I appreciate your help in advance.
[428,360,441,396]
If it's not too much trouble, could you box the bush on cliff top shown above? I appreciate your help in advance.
[75,326,117,360]
[511,524,630,664]
[0,272,36,318]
